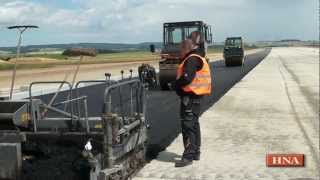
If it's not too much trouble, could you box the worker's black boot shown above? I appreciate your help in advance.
[193,153,200,161]
[175,158,193,167]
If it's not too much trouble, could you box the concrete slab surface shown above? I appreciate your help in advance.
[134,47,319,180]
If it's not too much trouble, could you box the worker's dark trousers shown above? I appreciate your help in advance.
[180,95,201,160]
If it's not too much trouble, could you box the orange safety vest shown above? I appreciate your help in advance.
[176,54,212,95]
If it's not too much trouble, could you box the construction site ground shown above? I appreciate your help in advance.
[134,47,319,180]
[0,49,261,96]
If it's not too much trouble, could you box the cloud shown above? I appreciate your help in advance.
[0,0,318,45]
[0,1,48,26]
[45,9,91,29]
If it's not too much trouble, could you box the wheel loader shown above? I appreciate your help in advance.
[158,21,213,90]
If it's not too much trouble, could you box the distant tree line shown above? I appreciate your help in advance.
[62,48,98,57]
[96,49,120,53]
[62,48,120,56]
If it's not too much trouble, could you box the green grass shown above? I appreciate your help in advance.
[0,63,53,70]
[208,46,224,54]
[23,50,154,61]
[208,45,259,54]
[0,63,14,70]
[0,50,156,71]
[25,53,67,60]
[95,51,155,62]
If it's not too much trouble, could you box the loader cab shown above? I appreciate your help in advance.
[162,21,212,59]
[224,37,243,49]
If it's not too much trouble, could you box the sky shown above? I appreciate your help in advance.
[0,0,318,46]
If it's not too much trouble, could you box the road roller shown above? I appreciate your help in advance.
[159,21,213,90]
[223,37,244,66]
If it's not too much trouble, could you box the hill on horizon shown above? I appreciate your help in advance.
[0,42,164,54]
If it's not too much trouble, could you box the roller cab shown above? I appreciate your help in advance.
[159,21,213,90]
[223,37,244,66]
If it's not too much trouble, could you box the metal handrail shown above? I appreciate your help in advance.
[103,79,142,114]
[28,81,72,132]
[75,80,113,132]
[53,96,87,107]
[102,79,144,168]
[75,80,111,90]
[75,80,111,114]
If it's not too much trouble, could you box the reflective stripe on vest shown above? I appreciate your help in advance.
[176,54,212,95]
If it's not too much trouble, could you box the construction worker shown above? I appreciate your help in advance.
[174,38,212,167]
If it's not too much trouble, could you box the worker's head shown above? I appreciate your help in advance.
[180,39,193,58]
[190,31,201,46]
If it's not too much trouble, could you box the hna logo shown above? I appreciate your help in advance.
[266,154,304,167]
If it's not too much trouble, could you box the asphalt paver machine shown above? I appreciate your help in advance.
[0,74,148,179]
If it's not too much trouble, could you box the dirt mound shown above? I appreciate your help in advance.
[8,57,60,63]
[0,59,11,64]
